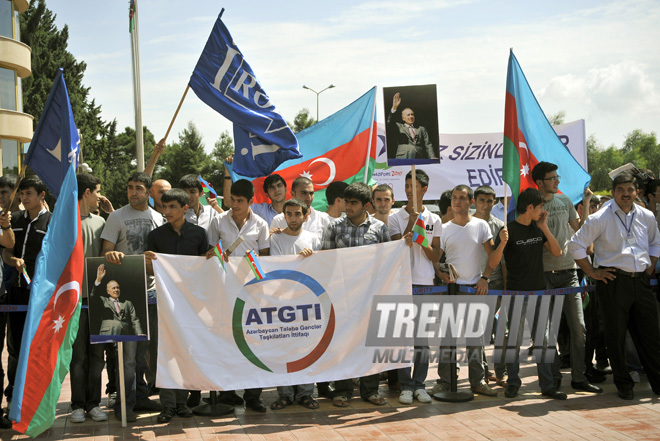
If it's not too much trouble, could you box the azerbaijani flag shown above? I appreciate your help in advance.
[245,250,265,280]
[503,50,590,207]
[198,175,218,206]
[227,87,378,211]
[411,213,429,248]
[214,240,225,271]
[10,70,84,437]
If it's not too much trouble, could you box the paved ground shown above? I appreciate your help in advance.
[1,352,659,441]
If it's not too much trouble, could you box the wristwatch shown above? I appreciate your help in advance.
[480,275,489,283]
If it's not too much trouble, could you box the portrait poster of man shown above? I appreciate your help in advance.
[85,255,149,343]
[384,84,441,166]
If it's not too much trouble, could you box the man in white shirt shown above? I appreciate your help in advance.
[270,177,331,239]
[433,184,498,397]
[206,179,270,412]
[389,170,441,404]
[268,199,321,411]
[178,174,222,231]
[568,172,660,400]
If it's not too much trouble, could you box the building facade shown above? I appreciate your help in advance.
[0,0,31,176]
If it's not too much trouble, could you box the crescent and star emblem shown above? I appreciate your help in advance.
[299,158,336,187]
[52,281,81,333]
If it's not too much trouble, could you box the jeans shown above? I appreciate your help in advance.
[70,307,105,411]
[505,297,555,392]
[113,340,150,413]
[145,292,158,386]
[399,284,430,391]
[545,270,586,383]
[277,384,314,402]
[159,389,188,408]
[333,374,380,400]
[6,286,29,401]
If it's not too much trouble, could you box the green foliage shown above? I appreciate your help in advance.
[547,110,565,126]
[155,122,228,191]
[287,108,316,133]
[587,130,659,192]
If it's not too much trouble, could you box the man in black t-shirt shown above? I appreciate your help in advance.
[488,188,565,399]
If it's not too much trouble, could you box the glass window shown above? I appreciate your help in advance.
[0,0,12,38]
[13,5,19,40]
[0,68,17,111]
[1,138,20,176]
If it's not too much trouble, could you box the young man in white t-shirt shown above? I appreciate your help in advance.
[389,169,441,404]
[433,184,498,397]
[270,177,331,239]
[269,199,321,410]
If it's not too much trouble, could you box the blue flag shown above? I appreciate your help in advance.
[189,12,300,178]
[24,69,80,197]
[11,70,83,437]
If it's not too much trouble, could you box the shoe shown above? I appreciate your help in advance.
[88,406,108,422]
[571,380,603,393]
[332,396,349,407]
[414,389,432,403]
[366,394,386,405]
[0,415,11,429]
[617,389,634,400]
[299,395,320,409]
[176,405,193,418]
[134,397,162,412]
[217,391,244,406]
[187,391,201,407]
[470,382,498,397]
[115,410,137,422]
[630,371,641,383]
[70,408,85,423]
[157,407,176,423]
[585,369,607,384]
[541,389,567,400]
[430,382,450,395]
[398,390,413,404]
[270,396,292,410]
[504,385,519,398]
[108,392,117,409]
[495,377,508,388]
[596,361,612,374]
[246,400,267,412]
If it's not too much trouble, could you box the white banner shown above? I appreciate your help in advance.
[372,119,587,200]
[153,241,412,390]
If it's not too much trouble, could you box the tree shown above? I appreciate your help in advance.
[547,110,565,126]
[156,122,214,187]
[287,108,316,133]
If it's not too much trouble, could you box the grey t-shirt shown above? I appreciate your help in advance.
[81,213,106,298]
[479,215,505,283]
[101,205,164,290]
[543,193,578,271]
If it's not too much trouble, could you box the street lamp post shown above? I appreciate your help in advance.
[302,84,335,121]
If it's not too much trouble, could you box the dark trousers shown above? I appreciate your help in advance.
[105,344,117,395]
[6,286,30,401]
[70,307,106,411]
[0,312,6,405]
[333,374,380,401]
[597,273,660,392]
[584,286,608,369]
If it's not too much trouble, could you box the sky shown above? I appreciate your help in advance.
[41,0,660,157]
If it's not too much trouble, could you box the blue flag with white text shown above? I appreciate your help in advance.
[189,12,300,177]
[24,69,80,197]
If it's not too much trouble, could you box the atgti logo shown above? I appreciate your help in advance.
[232,269,335,373]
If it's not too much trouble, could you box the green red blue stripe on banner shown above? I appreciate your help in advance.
[245,250,265,280]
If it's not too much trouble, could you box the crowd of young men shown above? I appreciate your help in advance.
[0,157,658,428]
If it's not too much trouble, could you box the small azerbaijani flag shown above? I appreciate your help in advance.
[213,240,225,271]
[411,213,429,248]
[198,175,218,206]
[245,250,265,280]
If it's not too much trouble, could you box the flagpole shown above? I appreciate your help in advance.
[411,164,418,213]
[503,184,508,222]
[362,86,377,184]
[130,0,145,171]
[118,342,127,427]
[163,85,190,142]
